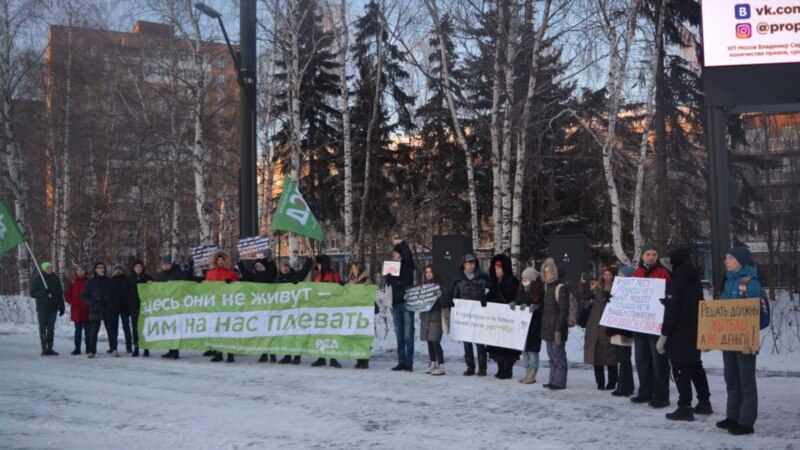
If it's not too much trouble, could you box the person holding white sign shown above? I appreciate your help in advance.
[630,243,671,408]
[387,240,416,372]
[447,253,491,376]
[540,258,570,390]
[420,265,448,376]
[486,254,521,380]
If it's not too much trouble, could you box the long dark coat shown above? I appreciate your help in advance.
[581,285,618,366]
[662,260,704,364]
[516,279,544,353]
[486,254,521,362]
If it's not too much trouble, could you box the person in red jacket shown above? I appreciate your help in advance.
[64,267,90,355]
[311,254,343,368]
[205,249,238,363]
[630,242,672,409]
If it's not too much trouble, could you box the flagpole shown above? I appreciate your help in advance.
[24,241,49,291]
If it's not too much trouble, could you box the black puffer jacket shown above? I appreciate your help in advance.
[448,267,491,305]
[82,273,113,322]
[662,252,704,364]
[128,266,153,316]
[110,273,131,315]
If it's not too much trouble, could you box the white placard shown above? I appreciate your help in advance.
[702,0,800,67]
[599,277,666,335]
[190,245,219,268]
[450,299,531,351]
[382,261,401,276]
[237,236,270,259]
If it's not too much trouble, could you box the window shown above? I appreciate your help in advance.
[218,56,227,68]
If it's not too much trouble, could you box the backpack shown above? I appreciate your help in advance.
[556,284,579,328]
[738,276,771,330]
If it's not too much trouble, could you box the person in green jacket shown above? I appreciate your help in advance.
[29,262,65,356]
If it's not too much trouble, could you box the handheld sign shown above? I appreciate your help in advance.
[403,284,441,312]
[450,299,531,351]
[697,299,760,351]
[190,245,219,268]
[382,261,401,277]
[599,277,666,335]
[237,236,270,259]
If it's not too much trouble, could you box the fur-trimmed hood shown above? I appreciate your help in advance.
[489,254,513,283]
[211,249,232,269]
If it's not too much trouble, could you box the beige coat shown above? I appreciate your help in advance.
[582,286,619,366]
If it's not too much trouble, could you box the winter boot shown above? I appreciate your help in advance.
[391,362,407,371]
[258,353,270,363]
[87,353,96,358]
[311,358,327,367]
[226,353,235,363]
[71,348,81,356]
[162,350,179,359]
[665,406,695,422]
[519,368,530,383]
[431,363,445,376]
[106,349,113,354]
[500,362,513,380]
[203,349,216,357]
[330,359,342,368]
[425,361,435,374]
[132,347,139,357]
[126,342,133,353]
[693,401,713,415]
[270,354,277,363]
[477,355,488,377]
[728,424,755,435]
[716,418,737,429]
[210,352,223,362]
[278,355,292,364]
[523,369,538,384]
[143,349,150,357]
[292,355,302,365]
[111,350,120,357]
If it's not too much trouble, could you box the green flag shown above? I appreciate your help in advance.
[270,176,324,241]
[0,201,24,258]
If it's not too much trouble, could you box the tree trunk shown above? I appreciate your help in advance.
[653,0,669,252]
[338,0,355,264]
[500,0,518,252]
[599,0,641,266]
[188,12,212,246]
[423,0,480,252]
[490,1,505,254]
[57,25,74,273]
[511,0,551,272]
[357,20,384,263]
[289,0,303,264]
[633,0,666,257]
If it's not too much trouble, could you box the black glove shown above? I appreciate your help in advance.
[196,278,203,283]
[509,302,516,311]
[480,299,487,308]
[58,305,65,316]
[225,279,232,284]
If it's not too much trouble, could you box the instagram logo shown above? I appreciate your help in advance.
[736,23,752,38]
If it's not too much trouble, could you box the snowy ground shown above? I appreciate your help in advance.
[2,316,799,450]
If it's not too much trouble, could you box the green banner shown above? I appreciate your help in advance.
[0,201,24,258]
[137,282,377,359]
[270,175,325,241]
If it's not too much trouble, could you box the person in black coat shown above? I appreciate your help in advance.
[110,265,133,354]
[81,262,116,358]
[155,256,189,359]
[128,260,153,357]
[447,253,492,376]
[237,252,279,363]
[386,240,416,372]
[658,247,712,421]
[275,255,314,364]
[486,254,521,380]
[29,262,65,356]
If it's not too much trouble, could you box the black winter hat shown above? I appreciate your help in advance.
[640,242,658,255]
[669,247,692,269]
[132,259,144,268]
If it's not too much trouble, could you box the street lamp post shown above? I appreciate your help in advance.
[195,1,258,238]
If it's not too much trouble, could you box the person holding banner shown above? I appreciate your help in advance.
[540,258,570,390]
[156,255,190,360]
[387,240,416,372]
[128,260,153,357]
[237,254,279,363]
[581,269,619,391]
[516,266,544,384]
[420,264,448,376]
[206,249,239,363]
[276,255,314,365]
[716,247,762,436]
[630,243,671,408]
[349,262,373,369]
[311,254,343,368]
[486,254,521,379]
[658,247,711,422]
[448,253,491,376]
[64,267,90,355]
[82,262,117,358]
[29,262,65,356]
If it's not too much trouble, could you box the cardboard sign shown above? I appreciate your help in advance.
[190,245,219,268]
[599,277,666,335]
[382,261,401,276]
[450,299,531,351]
[697,299,760,351]
[237,236,270,259]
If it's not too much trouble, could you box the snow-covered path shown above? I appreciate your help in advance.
[1,329,798,449]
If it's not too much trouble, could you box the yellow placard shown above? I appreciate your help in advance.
[697,299,760,351]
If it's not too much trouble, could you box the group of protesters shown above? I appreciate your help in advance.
[29,240,763,436]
